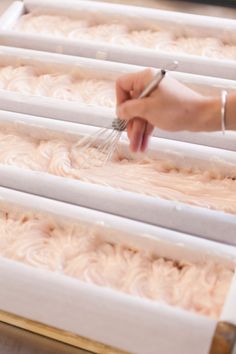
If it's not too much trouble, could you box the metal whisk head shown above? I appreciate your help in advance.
[112,118,127,131]
[76,119,127,169]
[77,61,178,169]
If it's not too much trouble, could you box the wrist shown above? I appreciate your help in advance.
[190,96,221,132]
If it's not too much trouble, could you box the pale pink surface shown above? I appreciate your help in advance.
[0,207,233,318]
[0,65,115,107]
[14,11,236,61]
[0,128,235,214]
[0,64,221,104]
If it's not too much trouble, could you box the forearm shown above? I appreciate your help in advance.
[116,71,236,135]
[189,93,236,132]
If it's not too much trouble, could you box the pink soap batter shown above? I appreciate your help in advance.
[0,65,115,107]
[0,128,236,214]
[0,206,233,318]
[14,10,236,61]
[0,64,222,105]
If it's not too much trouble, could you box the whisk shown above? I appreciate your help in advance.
[77,61,178,168]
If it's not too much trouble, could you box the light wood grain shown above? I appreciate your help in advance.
[209,322,236,354]
[0,321,90,354]
[0,310,129,354]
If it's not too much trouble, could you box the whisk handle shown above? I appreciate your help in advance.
[138,69,166,99]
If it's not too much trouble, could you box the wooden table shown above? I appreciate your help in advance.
[0,1,236,353]
[0,321,92,354]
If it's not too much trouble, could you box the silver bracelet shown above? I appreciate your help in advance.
[221,90,228,135]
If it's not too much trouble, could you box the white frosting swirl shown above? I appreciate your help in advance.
[14,10,236,61]
[0,65,115,108]
[0,207,233,318]
[0,129,235,214]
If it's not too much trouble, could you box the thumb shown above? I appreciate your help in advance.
[117,98,147,121]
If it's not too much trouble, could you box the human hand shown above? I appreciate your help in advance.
[116,68,220,152]
[116,68,155,153]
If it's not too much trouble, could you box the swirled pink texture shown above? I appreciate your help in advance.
[0,207,233,318]
[0,65,115,107]
[14,11,236,61]
[0,129,235,214]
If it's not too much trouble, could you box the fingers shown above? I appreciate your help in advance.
[130,118,146,152]
[116,68,155,153]
[116,76,132,106]
[127,119,133,141]
[140,123,154,152]
[127,119,154,153]
[117,97,151,121]
[116,68,154,106]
